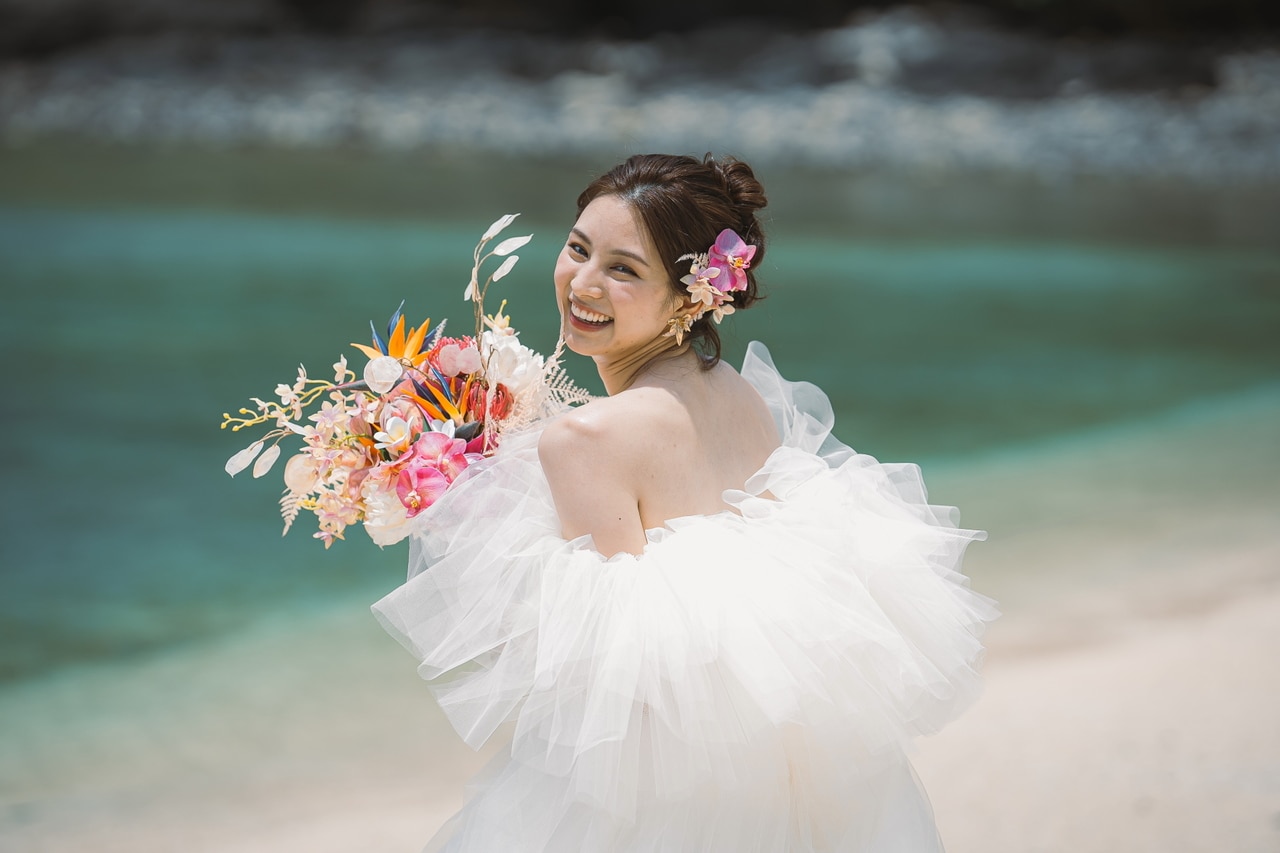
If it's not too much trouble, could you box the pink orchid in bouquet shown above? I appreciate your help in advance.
[221,214,591,549]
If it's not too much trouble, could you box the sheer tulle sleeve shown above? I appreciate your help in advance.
[371,342,998,827]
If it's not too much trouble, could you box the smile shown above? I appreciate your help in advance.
[570,302,613,325]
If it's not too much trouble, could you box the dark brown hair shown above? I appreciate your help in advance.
[576,153,768,367]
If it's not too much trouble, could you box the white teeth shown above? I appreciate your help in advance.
[571,303,612,324]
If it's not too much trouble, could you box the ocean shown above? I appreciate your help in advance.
[1,143,1278,684]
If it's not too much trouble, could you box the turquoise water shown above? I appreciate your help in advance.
[2,147,1278,682]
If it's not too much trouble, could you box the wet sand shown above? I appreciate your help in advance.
[1,387,1277,852]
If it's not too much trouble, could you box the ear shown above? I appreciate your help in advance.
[665,287,696,314]
[673,300,701,321]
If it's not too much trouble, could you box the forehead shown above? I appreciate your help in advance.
[573,195,656,257]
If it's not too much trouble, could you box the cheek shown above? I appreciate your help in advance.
[552,256,571,304]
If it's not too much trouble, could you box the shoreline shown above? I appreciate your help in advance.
[2,384,1277,850]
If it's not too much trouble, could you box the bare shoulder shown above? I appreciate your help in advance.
[703,361,780,450]
[537,392,678,555]
[538,388,681,470]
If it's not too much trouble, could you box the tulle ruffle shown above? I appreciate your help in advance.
[372,342,997,852]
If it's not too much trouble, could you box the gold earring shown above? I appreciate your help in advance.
[663,315,693,346]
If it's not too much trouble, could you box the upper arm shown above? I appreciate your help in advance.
[539,411,647,558]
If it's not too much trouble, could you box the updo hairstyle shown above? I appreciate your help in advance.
[575,153,768,367]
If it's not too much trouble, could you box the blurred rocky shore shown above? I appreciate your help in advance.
[2,6,1279,183]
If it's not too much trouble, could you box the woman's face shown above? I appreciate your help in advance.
[553,194,679,361]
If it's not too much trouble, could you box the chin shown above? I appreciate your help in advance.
[562,331,601,358]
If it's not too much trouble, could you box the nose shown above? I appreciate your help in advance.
[569,267,606,299]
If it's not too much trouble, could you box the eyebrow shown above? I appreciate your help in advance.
[570,228,651,268]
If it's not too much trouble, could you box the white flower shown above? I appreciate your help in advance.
[360,478,415,547]
[428,418,457,438]
[484,310,516,337]
[483,331,545,403]
[374,416,413,452]
[275,383,300,407]
[364,356,403,396]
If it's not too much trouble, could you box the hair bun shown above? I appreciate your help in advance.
[705,155,767,243]
[706,156,768,214]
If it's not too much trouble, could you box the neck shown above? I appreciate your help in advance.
[595,335,695,395]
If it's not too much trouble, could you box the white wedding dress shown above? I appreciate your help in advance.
[373,342,998,852]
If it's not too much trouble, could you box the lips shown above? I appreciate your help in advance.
[570,301,613,326]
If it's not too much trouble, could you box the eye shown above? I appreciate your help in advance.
[611,263,637,277]
[567,241,587,258]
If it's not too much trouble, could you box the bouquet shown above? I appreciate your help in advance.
[221,214,590,548]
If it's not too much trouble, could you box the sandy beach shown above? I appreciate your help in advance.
[916,583,1280,853]
[2,386,1277,852]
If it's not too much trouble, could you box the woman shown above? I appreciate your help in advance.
[374,154,997,852]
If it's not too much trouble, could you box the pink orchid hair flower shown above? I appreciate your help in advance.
[707,229,756,293]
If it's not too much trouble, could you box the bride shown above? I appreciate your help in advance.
[373,154,998,851]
